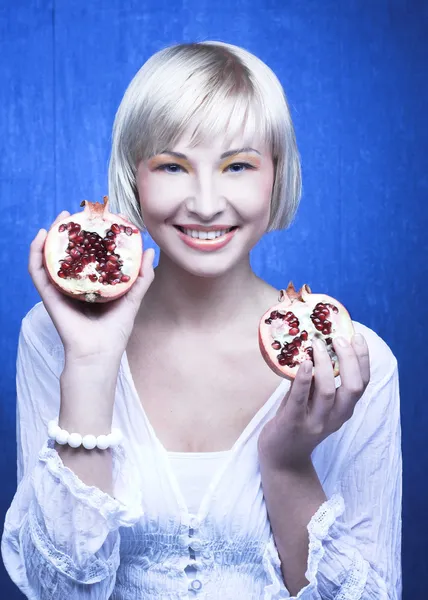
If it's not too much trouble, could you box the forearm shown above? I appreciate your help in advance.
[55,359,120,496]
[260,459,327,596]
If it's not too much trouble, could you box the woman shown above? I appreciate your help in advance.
[1,41,401,599]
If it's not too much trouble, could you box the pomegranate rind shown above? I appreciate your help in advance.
[259,282,355,380]
[43,196,143,303]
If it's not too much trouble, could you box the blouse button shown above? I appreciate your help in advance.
[189,539,202,551]
[189,579,203,591]
[189,516,199,529]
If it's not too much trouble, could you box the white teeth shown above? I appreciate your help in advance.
[183,228,232,240]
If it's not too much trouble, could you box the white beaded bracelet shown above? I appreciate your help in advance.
[47,419,123,450]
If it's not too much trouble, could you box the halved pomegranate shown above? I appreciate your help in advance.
[43,196,143,303]
[259,282,354,379]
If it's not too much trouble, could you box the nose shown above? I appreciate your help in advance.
[184,181,226,221]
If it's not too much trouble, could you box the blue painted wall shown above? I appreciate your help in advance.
[1,1,426,597]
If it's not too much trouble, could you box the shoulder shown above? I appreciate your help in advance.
[20,302,63,364]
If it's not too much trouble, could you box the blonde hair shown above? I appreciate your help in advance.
[108,40,302,231]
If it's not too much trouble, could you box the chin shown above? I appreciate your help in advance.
[168,251,242,279]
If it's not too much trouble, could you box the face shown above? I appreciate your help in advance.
[135,129,275,277]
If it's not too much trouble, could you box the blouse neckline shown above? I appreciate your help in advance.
[121,350,289,518]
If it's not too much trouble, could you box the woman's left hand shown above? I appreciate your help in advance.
[257,334,371,472]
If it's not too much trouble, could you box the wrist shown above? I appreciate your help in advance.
[259,454,315,478]
[62,354,121,381]
[60,361,120,428]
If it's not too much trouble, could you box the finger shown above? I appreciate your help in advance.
[309,338,336,423]
[282,360,312,421]
[119,247,155,310]
[28,229,64,306]
[331,336,365,423]
[350,333,370,387]
[28,229,50,293]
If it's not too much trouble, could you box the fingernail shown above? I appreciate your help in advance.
[314,338,326,352]
[353,333,365,346]
[335,337,348,347]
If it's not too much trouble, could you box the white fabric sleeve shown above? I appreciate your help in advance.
[263,363,402,600]
[1,312,144,599]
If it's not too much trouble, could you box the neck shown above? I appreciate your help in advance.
[139,251,271,332]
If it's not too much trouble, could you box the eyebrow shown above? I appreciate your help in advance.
[154,147,261,160]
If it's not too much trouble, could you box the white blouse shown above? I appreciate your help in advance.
[1,302,402,599]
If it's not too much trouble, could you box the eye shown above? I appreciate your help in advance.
[226,162,255,173]
[155,163,184,174]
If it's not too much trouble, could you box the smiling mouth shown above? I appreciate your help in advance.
[174,225,239,240]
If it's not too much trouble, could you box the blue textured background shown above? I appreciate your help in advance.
[1,2,427,597]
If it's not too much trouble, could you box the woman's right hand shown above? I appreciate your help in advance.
[29,210,155,366]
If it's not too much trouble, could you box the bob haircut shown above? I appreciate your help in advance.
[108,40,302,232]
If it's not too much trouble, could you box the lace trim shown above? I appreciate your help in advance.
[335,551,369,600]
[38,439,143,530]
[26,504,121,584]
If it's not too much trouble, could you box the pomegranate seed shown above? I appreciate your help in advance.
[289,327,299,335]
[125,227,133,236]
[121,274,130,283]
[106,230,115,238]
[57,270,66,278]
[61,262,71,270]
[318,313,326,322]
[278,356,287,366]
[99,276,104,283]
[66,222,74,230]
[271,341,281,350]
[111,223,121,234]
[265,319,272,324]
[301,331,308,340]
[70,249,80,259]
[106,243,116,252]
[294,338,302,347]
[120,225,126,232]
[58,224,66,233]
[88,274,98,282]
[108,254,118,262]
